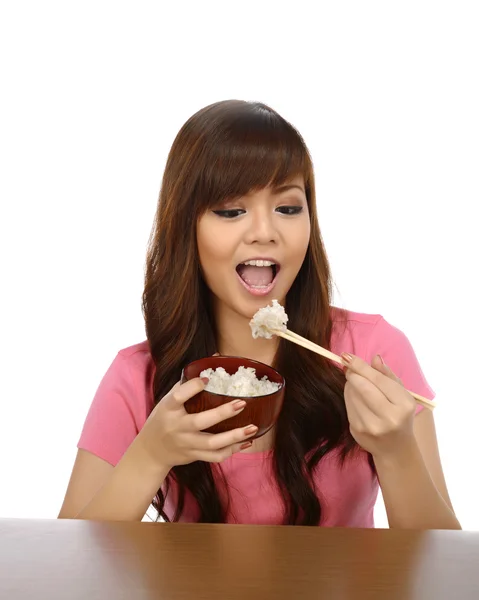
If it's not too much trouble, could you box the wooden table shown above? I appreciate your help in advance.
[1,519,478,599]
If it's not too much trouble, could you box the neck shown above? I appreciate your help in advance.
[214,301,280,365]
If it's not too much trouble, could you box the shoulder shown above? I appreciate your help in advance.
[330,306,384,356]
[89,339,156,423]
[112,340,156,408]
[77,340,155,465]
[331,306,435,406]
[331,305,418,360]
[117,340,152,365]
[331,305,381,326]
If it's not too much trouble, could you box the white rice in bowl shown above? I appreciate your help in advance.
[200,366,281,397]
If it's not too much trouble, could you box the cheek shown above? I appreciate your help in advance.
[290,219,311,259]
[197,219,234,276]
[302,221,311,250]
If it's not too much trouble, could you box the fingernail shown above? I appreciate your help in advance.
[341,352,354,366]
[240,441,252,450]
[244,425,258,435]
[212,352,220,356]
[201,377,209,384]
[377,354,385,365]
[232,400,246,411]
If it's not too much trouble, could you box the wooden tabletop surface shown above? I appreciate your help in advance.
[1,518,478,599]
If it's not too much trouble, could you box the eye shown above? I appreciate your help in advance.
[212,209,246,219]
[276,206,303,215]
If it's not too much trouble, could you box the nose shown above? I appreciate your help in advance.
[244,209,278,245]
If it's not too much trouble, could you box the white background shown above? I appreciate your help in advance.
[1,1,477,529]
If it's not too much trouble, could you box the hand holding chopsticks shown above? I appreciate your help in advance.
[250,300,436,412]
[273,327,436,411]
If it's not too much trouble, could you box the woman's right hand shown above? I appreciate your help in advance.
[135,377,258,471]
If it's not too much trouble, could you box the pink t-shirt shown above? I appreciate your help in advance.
[77,309,436,527]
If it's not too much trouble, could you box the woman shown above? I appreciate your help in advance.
[59,100,460,528]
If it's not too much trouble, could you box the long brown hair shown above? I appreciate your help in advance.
[142,100,361,525]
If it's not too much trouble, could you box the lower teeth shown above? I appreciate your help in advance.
[250,284,268,289]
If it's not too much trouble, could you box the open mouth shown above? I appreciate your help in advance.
[235,259,281,296]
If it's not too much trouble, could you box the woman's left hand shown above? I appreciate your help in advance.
[342,352,417,459]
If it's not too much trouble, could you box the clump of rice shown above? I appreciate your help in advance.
[249,299,288,340]
[200,366,280,397]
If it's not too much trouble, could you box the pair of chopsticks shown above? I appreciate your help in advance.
[273,328,436,411]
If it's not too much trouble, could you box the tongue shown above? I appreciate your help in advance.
[237,265,274,287]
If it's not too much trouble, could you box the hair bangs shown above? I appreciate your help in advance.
[194,103,312,212]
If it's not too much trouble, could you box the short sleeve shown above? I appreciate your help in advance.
[366,317,436,415]
[77,352,147,466]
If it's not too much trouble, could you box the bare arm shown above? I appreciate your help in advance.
[59,378,256,522]
[374,409,461,530]
[58,440,169,521]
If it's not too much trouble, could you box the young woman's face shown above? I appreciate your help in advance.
[197,175,310,320]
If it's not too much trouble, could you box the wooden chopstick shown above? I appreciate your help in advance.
[276,329,343,365]
[273,329,436,411]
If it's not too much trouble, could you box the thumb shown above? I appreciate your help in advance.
[372,354,403,386]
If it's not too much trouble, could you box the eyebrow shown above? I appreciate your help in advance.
[271,184,306,195]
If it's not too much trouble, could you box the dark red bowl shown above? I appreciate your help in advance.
[181,356,285,439]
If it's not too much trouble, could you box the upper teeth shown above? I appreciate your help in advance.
[242,260,275,267]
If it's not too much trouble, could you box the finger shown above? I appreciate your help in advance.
[371,354,403,386]
[193,440,254,463]
[342,353,404,406]
[187,398,248,431]
[169,377,208,405]
[344,375,387,419]
[193,423,258,451]
[344,395,383,438]
[343,385,363,424]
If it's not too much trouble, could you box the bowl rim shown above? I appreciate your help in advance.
[182,355,285,399]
